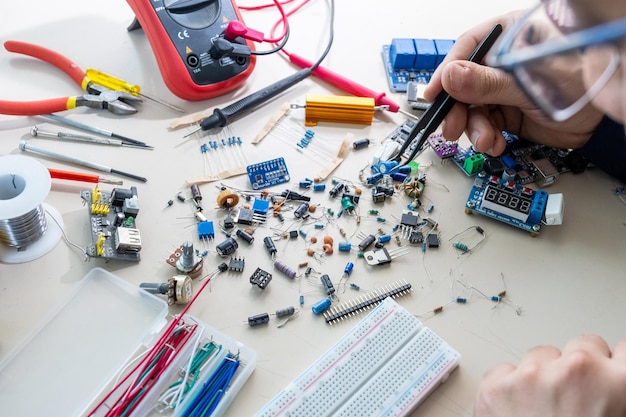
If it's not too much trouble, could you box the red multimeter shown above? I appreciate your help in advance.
[126,0,256,101]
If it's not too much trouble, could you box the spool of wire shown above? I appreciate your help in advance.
[0,155,63,263]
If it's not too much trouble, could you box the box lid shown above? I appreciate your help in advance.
[0,267,168,417]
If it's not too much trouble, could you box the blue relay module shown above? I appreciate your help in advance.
[465,172,563,235]
[382,38,455,92]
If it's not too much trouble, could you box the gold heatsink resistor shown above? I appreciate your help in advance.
[303,94,376,126]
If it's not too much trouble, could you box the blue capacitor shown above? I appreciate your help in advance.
[338,241,352,252]
[312,297,332,315]
[313,183,326,192]
[378,160,398,174]
[344,262,354,275]
[378,234,391,243]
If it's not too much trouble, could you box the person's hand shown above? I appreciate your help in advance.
[474,334,626,417]
[423,11,604,155]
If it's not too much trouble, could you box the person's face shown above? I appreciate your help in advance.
[568,0,626,124]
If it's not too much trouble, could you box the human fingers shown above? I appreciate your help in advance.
[440,61,529,109]
[464,105,507,156]
[424,11,523,102]
[611,340,626,362]
[560,334,612,358]
[516,344,562,367]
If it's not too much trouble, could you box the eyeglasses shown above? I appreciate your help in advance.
[487,1,626,121]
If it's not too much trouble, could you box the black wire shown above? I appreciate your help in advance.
[252,25,291,56]
[310,0,335,71]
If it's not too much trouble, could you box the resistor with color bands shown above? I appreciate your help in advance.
[275,306,296,318]
[274,259,297,279]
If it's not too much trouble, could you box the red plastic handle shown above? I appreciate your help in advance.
[0,97,75,115]
[48,168,100,183]
[4,40,87,88]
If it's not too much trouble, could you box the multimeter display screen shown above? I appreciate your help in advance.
[483,186,532,214]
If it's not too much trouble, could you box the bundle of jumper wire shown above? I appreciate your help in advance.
[87,267,230,417]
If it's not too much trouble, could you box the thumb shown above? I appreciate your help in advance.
[441,60,529,107]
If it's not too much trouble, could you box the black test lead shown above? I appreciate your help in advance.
[183,0,336,138]
[395,23,503,166]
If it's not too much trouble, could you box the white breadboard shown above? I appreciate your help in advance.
[254,298,461,417]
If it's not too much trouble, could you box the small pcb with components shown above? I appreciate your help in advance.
[80,186,141,261]
[382,38,455,92]
[246,157,290,190]
[465,173,563,235]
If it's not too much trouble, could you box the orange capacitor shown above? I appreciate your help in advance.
[304,94,375,126]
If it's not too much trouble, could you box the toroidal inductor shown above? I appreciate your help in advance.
[216,188,240,209]
[0,155,64,263]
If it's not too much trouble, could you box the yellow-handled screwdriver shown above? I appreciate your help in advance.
[86,68,185,113]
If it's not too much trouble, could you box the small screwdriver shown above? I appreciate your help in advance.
[85,68,185,113]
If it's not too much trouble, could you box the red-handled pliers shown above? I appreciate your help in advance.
[0,40,141,116]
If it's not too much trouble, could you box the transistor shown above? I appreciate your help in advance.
[362,246,411,266]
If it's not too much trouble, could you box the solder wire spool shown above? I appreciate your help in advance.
[0,155,63,263]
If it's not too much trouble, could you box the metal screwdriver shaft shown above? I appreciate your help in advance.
[30,126,147,149]
[19,140,147,182]
[40,114,152,148]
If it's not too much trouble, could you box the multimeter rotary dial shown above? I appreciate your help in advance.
[164,0,220,30]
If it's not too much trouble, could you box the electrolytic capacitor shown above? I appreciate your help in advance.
[263,236,277,257]
[358,234,376,251]
[320,274,335,295]
[191,183,202,203]
[215,237,238,257]
[312,297,332,315]
[294,202,310,218]
[248,312,270,326]
[274,259,297,279]
[344,262,354,275]
[236,228,255,244]
[338,241,352,252]
[352,138,370,150]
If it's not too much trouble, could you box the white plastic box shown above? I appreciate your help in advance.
[0,268,255,417]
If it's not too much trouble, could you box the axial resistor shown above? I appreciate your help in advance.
[299,294,304,306]
[453,241,469,251]
[274,259,297,279]
[275,306,296,318]
[349,282,360,290]
[456,297,468,303]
